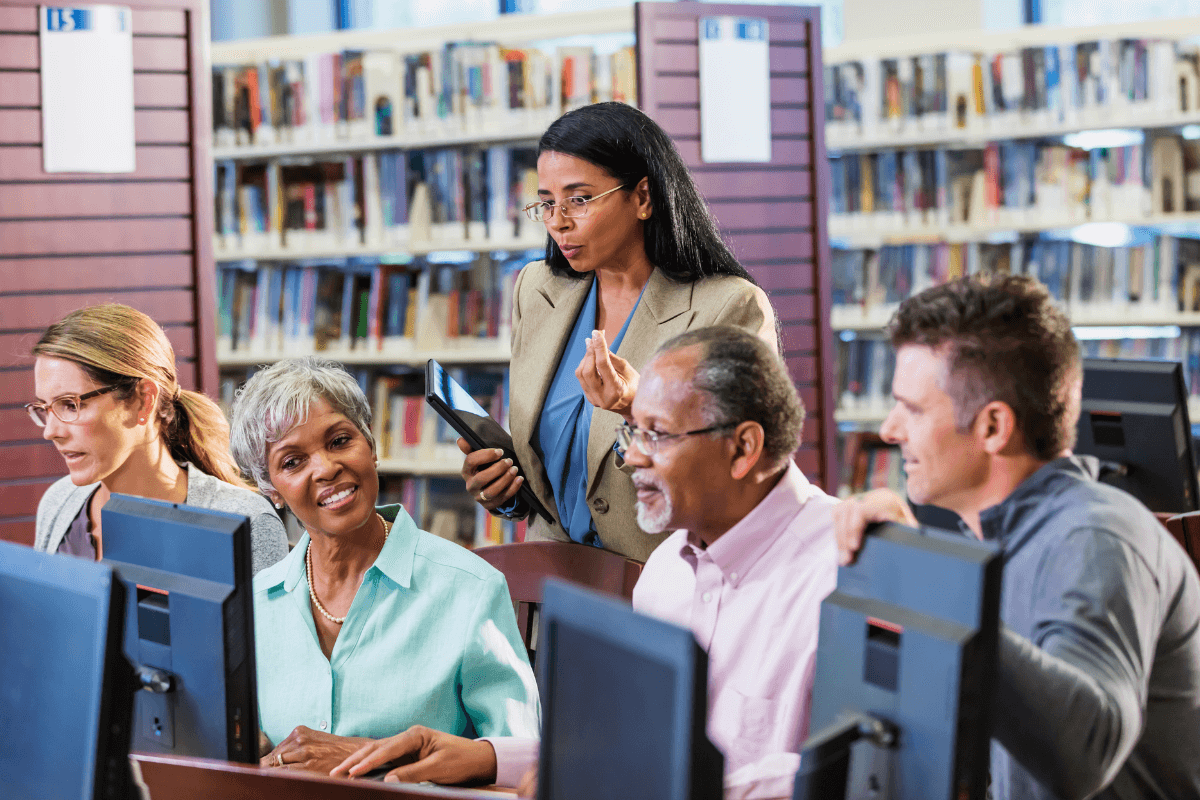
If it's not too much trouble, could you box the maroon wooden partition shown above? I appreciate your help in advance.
[635,2,836,491]
[0,1,216,545]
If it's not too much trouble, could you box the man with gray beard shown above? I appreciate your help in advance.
[623,326,838,798]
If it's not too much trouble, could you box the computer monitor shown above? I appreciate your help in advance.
[101,494,259,762]
[537,579,723,800]
[0,540,135,800]
[794,522,1002,800]
[1074,357,1200,513]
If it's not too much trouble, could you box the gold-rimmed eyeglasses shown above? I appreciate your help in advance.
[614,421,738,457]
[523,184,629,222]
[26,385,119,427]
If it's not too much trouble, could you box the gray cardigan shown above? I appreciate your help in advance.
[35,463,289,575]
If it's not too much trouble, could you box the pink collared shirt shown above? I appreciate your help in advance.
[633,462,839,795]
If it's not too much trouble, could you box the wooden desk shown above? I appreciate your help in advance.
[131,754,516,800]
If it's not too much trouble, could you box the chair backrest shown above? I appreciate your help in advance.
[1160,511,1200,576]
[474,541,643,664]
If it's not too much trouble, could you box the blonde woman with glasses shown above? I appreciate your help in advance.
[460,101,778,563]
[29,303,287,574]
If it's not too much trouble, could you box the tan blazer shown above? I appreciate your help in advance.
[507,260,774,563]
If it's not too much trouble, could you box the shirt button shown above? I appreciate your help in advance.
[702,592,713,603]
[729,572,738,582]
[320,720,328,730]
[591,498,609,514]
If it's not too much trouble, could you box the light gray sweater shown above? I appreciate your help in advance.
[34,463,289,575]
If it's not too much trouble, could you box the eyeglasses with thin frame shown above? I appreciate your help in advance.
[523,184,629,222]
[614,421,738,458]
[26,385,119,428]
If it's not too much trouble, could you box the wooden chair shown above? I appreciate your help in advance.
[474,541,643,663]
[1158,511,1200,575]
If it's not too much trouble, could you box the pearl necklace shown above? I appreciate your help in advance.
[306,512,391,625]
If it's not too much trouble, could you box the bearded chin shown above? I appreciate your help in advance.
[636,492,673,534]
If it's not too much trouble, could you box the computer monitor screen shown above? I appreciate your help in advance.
[795,522,1002,800]
[537,579,723,800]
[0,540,134,800]
[1074,357,1199,513]
[101,494,258,762]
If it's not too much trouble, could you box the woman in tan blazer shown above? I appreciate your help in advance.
[460,102,776,563]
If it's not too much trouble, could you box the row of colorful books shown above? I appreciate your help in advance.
[829,133,1200,231]
[840,321,1200,422]
[216,253,529,358]
[214,144,545,254]
[370,366,509,463]
[832,236,1198,327]
[836,432,905,498]
[825,37,1200,143]
[212,43,636,148]
[380,475,527,548]
[836,325,1200,418]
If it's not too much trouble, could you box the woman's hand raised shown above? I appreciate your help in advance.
[458,439,523,512]
[575,330,638,422]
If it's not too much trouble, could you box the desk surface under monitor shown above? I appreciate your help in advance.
[131,754,516,800]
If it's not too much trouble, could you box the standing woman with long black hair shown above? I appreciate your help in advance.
[460,102,777,563]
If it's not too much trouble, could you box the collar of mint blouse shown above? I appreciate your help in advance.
[535,277,644,547]
[251,504,540,746]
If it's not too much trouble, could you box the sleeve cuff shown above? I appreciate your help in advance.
[724,752,800,800]
[479,736,540,789]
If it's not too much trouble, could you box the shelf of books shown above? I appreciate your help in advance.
[210,9,638,547]
[822,17,1200,446]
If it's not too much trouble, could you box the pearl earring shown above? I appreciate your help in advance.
[138,418,145,424]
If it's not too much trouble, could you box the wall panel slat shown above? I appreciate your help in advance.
[0,292,197,330]
[0,183,192,217]
[638,2,834,487]
[0,218,193,256]
[0,145,192,180]
[0,6,37,30]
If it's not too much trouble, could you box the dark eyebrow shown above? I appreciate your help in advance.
[537,182,594,196]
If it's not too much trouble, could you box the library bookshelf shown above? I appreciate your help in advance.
[822,16,1200,460]
[209,3,837,547]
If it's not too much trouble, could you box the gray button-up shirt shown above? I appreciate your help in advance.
[976,456,1200,800]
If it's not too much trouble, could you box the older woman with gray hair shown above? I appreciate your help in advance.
[229,357,539,785]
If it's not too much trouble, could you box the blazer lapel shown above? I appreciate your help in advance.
[584,269,696,495]
[510,271,593,458]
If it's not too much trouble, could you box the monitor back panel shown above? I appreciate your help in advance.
[807,524,1002,800]
[1077,357,1200,513]
[0,541,132,800]
[102,494,257,762]
[537,579,722,800]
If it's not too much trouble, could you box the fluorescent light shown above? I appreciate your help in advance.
[1072,325,1181,340]
[1068,222,1133,248]
[839,330,857,342]
[1182,125,1200,141]
[425,250,476,263]
[1062,128,1144,150]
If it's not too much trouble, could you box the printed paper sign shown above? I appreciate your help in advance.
[699,17,771,163]
[40,6,135,173]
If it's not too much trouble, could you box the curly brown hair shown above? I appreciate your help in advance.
[888,273,1081,461]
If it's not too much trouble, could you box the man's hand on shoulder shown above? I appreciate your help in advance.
[832,489,917,566]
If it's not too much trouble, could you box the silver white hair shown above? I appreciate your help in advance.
[229,356,375,495]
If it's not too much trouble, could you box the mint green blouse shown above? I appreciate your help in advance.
[252,504,540,746]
